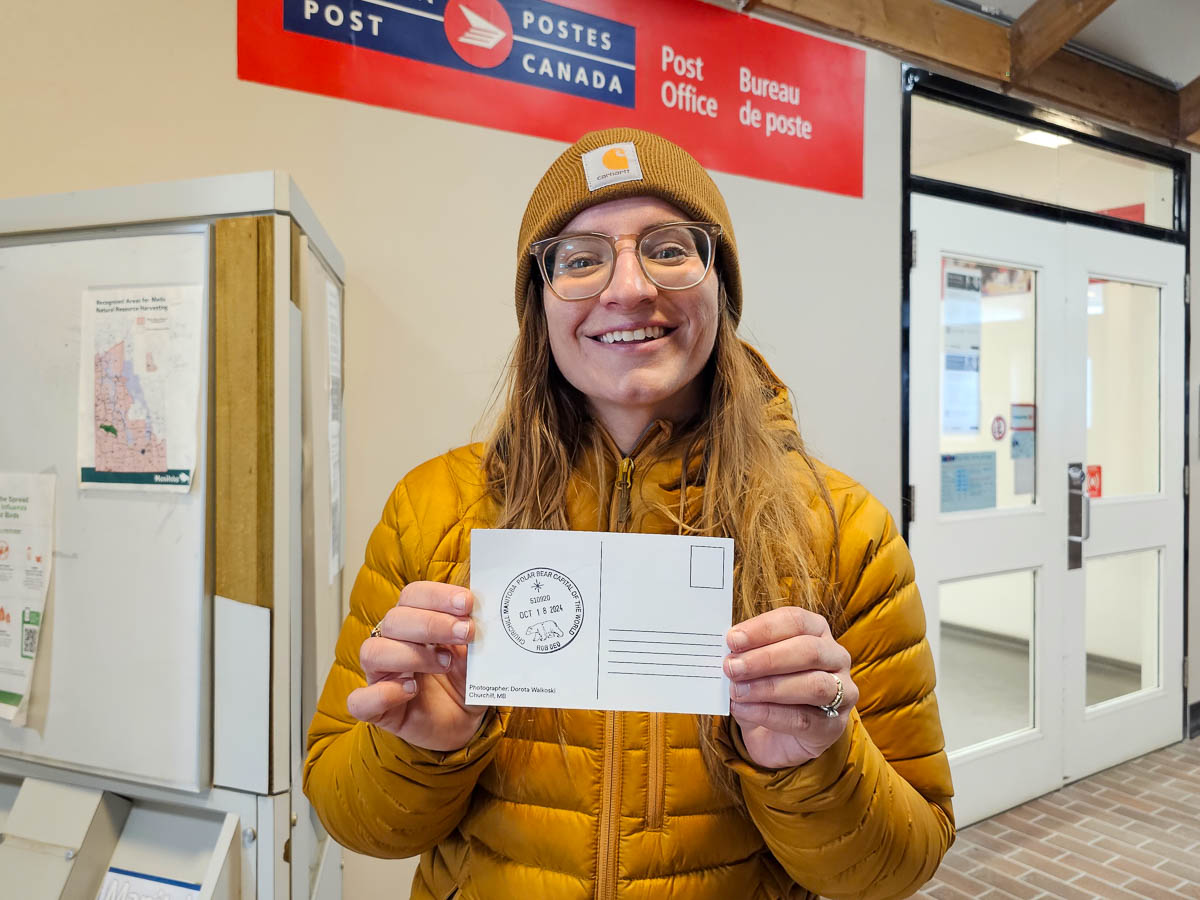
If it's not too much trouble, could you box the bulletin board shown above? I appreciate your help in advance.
[0,227,210,791]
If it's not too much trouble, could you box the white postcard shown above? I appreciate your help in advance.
[467,529,734,715]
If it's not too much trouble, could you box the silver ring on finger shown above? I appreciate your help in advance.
[819,674,844,719]
[369,623,383,639]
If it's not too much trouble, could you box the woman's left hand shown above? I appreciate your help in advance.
[724,606,859,770]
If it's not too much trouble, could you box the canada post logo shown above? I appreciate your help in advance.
[285,0,637,108]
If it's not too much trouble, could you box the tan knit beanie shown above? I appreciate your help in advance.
[514,127,742,324]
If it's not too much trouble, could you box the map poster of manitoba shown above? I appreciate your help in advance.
[77,285,203,491]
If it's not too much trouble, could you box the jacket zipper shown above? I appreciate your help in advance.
[597,454,635,898]
[646,712,665,831]
[596,710,623,899]
[615,456,634,531]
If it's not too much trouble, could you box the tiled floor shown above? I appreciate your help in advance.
[916,735,1200,899]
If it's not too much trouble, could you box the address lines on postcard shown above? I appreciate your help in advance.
[606,628,725,680]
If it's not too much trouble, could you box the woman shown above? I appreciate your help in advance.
[305,127,954,899]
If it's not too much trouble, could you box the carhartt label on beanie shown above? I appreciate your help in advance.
[581,142,644,192]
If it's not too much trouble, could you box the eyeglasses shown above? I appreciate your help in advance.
[529,221,722,301]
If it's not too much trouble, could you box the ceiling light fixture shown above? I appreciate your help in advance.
[1017,130,1074,149]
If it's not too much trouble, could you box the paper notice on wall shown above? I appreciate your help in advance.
[1012,433,1035,495]
[0,473,55,725]
[1010,403,1035,431]
[77,285,203,491]
[942,266,983,435]
[1011,403,1036,495]
[326,276,343,583]
[940,452,996,513]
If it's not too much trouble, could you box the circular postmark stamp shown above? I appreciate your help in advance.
[500,567,584,654]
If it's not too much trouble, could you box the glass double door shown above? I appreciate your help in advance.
[909,194,1185,826]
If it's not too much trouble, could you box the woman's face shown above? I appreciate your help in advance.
[542,196,720,429]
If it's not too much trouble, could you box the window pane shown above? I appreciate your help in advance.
[940,257,1036,513]
[939,570,1035,752]
[1085,549,1160,707]
[1086,280,1160,497]
[912,97,1175,229]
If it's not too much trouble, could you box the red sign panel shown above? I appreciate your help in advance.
[1087,465,1102,498]
[238,0,865,195]
[1095,203,1146,223]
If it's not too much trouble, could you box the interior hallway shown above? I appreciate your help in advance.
[916,735,1200,898]
[938,629,1143,752]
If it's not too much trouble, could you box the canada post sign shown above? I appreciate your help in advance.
[282,0,636,108]
[240,0,865,195]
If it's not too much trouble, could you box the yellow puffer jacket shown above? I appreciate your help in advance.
[305,395,955,900]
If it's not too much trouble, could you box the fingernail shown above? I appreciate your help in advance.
[453,620,470,640]
[402,679,417,694]
[726,657,746,678]
[452,593,468,612]
[733,681,748,699]
[436,650,452,668]
[728,630,746,651]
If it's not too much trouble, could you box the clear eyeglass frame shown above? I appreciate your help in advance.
[529,221,722,301]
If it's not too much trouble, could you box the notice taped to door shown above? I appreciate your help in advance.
[1011,403,1035,495]
[942,265,982,435]
[940,452,996,513]
[0,473,55,725]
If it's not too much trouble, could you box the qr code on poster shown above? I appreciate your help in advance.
[21,625,38,659]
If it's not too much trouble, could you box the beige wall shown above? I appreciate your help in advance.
[0,2,903,895]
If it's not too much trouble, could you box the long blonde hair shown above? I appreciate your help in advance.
[480,280,840,802]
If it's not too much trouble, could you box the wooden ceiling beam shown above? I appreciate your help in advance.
[1181,75,1200,142]
[763,0,1010,81]
[1010,0,1117,82]
[1017,46,1178,140]
[757,0,1197,151]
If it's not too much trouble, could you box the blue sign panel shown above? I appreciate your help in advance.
[283,0,637,108]
[940,452,997,513]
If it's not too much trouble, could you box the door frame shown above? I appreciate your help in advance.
[900,68,1193,740]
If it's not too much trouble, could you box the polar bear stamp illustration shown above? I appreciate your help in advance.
[500,567,584,654]
[526,621,564,642]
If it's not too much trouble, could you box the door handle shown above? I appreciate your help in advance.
[1067,462,1086,570]
[1082,485,1091,541]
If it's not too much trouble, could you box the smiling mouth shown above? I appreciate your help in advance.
[589,325,674,345]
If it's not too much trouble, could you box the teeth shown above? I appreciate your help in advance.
[600,326,665,343]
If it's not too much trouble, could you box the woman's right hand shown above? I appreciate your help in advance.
[347,582,486,752]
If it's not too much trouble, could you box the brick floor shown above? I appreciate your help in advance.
[915,735,1200,899]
